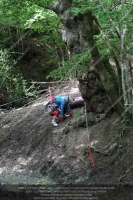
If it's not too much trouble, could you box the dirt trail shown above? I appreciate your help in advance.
[0,79,133,199]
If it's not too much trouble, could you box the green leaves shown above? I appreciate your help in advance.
[0,49,12,87]
[71,0,92,15]
[0,0,132,105]
[46,48,91,80]
[0,49,27,103]
[0,0,58,32]
[71,7,81,16]
[0,0,66,105]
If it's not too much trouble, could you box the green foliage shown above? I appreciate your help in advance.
[0,0,64,107]
[0,49,29,106]
[72,0,96,15]
[71,0,133,62]
[0,0,59,33]
[74,109,83,120]
[94,34,112,59]
[46,48,91,80]
[0,49,13,87]
[8,76,27,100]
[0,0,133,109]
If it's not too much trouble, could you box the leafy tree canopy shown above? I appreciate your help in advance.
[0,0,133,110]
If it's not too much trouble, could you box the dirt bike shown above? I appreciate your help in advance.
[44,96,84,115]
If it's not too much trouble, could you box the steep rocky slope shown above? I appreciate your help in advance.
[0,79,133,199]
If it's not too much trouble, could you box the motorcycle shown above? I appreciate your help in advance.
[44,96,84,115]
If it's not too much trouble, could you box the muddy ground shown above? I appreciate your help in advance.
[0,79,133,200]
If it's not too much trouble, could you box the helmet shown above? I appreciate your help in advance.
[51,96,56,103]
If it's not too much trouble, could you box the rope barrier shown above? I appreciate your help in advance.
[85,102,89,142]
[0,89,46,108]
[88,129,122,156]
[95,137,116,152]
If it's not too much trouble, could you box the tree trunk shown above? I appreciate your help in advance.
[53,0,124,115]
[83,12,124,114]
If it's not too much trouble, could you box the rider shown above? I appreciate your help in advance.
[51,96,73,126]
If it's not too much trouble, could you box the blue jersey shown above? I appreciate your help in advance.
[55,96,71,117]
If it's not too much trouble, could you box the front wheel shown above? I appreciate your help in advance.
[44,101,53,114]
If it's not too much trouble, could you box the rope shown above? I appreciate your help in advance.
[96,137,116,152]
[85,102,89,142]
[89,130,120,155]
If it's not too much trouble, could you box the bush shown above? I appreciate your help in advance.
[0,49,29,107]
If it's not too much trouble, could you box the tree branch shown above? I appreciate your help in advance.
[93,16,123,97]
